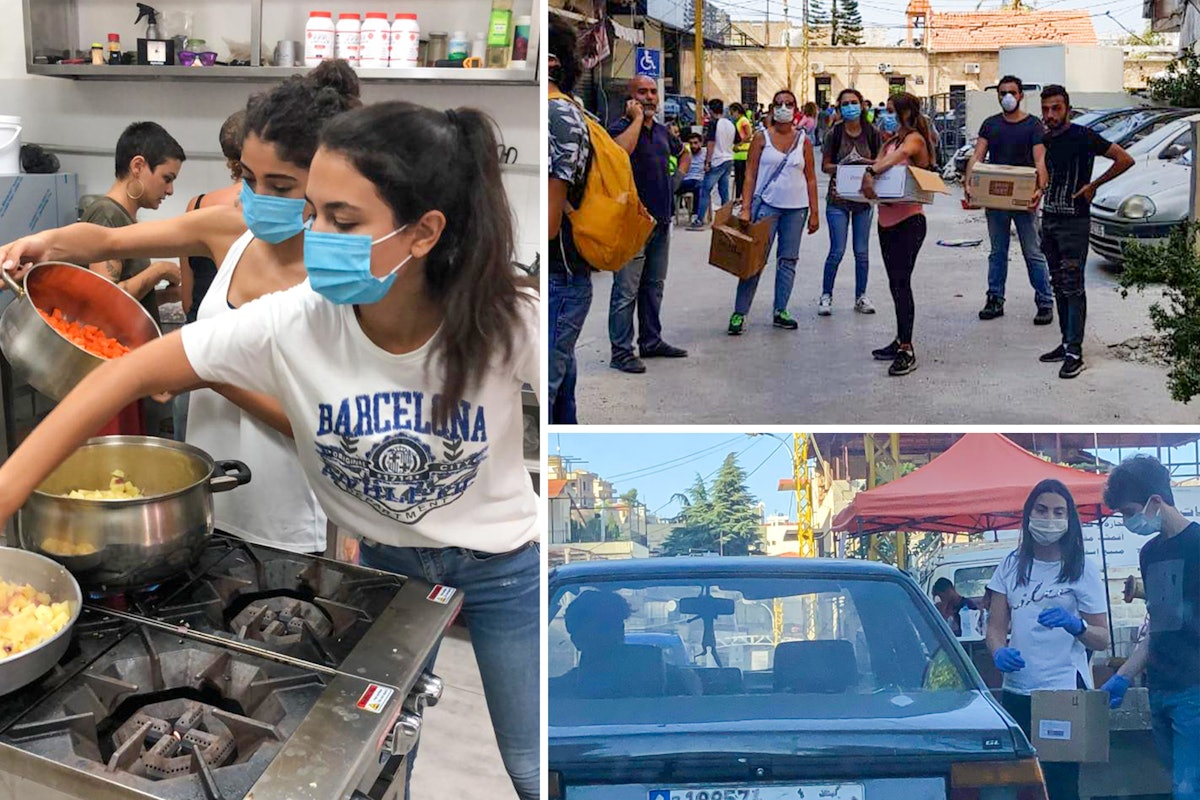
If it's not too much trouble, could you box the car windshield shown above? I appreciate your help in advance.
[549,573,971,726]
[1100,112,1152,142]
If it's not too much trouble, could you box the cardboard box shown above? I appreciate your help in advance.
[1031,689,1110,762]
[836,164,947,204]
[708,203,772,280]
[968,163,1038,210]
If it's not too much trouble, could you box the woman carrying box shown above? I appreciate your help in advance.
[860,92,935,376]
[730,89,819,336]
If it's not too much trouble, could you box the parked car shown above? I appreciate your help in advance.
[664,94,698,128]
[1092,110,1200,178]
[549,557,1047,800]
[1090,135,1191,266]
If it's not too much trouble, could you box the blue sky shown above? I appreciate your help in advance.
[708,0,1148,39]
[551,433,1200,520]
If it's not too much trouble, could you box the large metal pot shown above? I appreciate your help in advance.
[0,547,81,694]
[17,436,251,591]
[0,262,160,401]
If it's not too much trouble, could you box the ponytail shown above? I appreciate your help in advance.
[319,102,529,426]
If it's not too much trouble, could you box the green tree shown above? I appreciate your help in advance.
[661,454,765,556]
[1118,223,1200,403]
[836,0,864,45]
[1147,51,1200,107]
[807,0,831,47]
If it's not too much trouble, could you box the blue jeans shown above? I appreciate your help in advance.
[822,203,873,298]
[735,199,808,316]
[548,270,592,425]
[1150,686,1200,800]
[610,220,671,361]
[359,541,540,800]
[695,160,732,223]
[677,178,702,218]
[986,208,1054,308]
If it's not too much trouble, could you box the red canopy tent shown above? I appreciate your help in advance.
[831,433,1110,536]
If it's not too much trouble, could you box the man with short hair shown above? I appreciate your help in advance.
[1037,84,1134,378]
[690,97,736,230]
[932,577,979,637]
[967,75,1055,325]
[608,75,690,374]
[676,131,705,218]
[1101,455,1199,800]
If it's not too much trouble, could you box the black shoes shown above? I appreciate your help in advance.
[610,357,646,374]
[1034,306,1054,326]
[872,340,901,361]
[979,295,1005,320]
[1039,345,1067,363]
[888,349,918,376]
[1059,355,1086,379]
[773,310,799,330]
[640,343,688,358]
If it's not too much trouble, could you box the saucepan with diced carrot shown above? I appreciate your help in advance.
[0,262,160,401]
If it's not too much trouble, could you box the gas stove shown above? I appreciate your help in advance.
[0,535,460,800]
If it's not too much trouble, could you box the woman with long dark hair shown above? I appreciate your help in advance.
[986,479,1110,800]
[0,101,539,798]
[861,92,936,376]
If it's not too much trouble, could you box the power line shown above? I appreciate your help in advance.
[605,434,747,481]
[651,436,770,515]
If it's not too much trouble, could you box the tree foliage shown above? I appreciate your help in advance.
[1148,51,1200,108]
[1118,222,1200,403]
[661,454,765,556]
[836,0,864,46]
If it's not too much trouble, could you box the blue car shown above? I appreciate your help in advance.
[549,557,1047,800]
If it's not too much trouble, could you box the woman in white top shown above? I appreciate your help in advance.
[0,102,540,799]
[0,61,362,554]
[986,478,1111,800]
[730,88,819,336]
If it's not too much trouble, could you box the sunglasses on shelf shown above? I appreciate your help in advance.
[178,51,217,67]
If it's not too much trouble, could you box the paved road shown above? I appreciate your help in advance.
[570,174,1192,424]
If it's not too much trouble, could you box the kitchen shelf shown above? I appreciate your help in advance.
[26,64,538,85]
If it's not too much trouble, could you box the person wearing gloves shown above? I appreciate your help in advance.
[986,479,1111,800]
[1100,455,1199,800]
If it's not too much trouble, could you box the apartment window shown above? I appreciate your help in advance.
[741,75,758,108]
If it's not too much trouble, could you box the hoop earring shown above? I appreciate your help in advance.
[126,178,145,201]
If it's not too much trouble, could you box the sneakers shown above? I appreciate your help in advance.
[888,348,918,376]
[1039,344,1068,363]
[611,356,646,374]
[872,340,901,361]
[687,220,705,231]
[855,295,876,314]
[640,342,688,358]
[979,295,1005,320]
[773,310,799,330]
[817,294,833,316]
[1059,355,1086,379]
[728,313,745,335]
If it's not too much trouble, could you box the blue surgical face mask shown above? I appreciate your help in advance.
[303,224,413,305]
[240,181,307,244]
[879,111,899,133]
[1124,498,1163,536]
[840,103,862,122]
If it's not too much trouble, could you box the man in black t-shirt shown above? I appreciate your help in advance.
[1037,85,1134,379]
[966,75,1054,324]
[1102,455,1200,800]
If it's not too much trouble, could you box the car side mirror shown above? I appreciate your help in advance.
[1160,143,1189,160]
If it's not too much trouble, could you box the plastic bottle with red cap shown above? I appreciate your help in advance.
[360,12,392,68]
[305,11,335,67]
[390,14,421,69]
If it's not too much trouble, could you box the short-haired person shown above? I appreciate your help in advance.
[676,131,706,213]
[690,98,736,230]
[966,75,1054,325]
[987,479,1111,800]
[1037,85,1133,378]
[932,577,978,637]
[731,102,754,198]
[1102,456,1199,800]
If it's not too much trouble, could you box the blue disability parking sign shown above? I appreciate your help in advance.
[636,47,661,78]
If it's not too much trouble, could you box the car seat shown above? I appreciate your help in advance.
[577,644,667,698]
[772,640,857,693]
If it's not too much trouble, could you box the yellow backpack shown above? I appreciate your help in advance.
[549,91,655,272]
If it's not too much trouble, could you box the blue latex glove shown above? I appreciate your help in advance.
[1102,674,1131,708]
[994,647,1026,673]
[1038,606,1086,636]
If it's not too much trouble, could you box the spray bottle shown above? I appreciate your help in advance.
[136,3,160,39]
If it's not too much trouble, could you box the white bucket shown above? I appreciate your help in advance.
[0,115,21,175]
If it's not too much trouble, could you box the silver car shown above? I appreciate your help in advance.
[1089,116,1196,265]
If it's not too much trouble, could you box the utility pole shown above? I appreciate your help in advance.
[694,0,705,105]
[801,0,810,102]
[783,0,792,90]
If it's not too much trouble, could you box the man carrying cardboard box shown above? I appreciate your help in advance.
[1102,456,1200,800]
[965,75,1055,325]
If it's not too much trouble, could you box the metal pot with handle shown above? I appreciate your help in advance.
[0,262,160,401]
[17,436,251,591]
[0,547,82,694]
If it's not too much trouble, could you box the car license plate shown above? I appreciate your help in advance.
[1090,221,1103,237]
[649,785,864,800]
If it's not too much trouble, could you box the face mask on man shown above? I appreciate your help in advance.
[1124,498,1164,536]
[840,103,862,122]
[1000,92,1019,113]
[1027,517,1069,546]
[773,104,795,124]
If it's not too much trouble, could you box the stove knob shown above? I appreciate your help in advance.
[413,672,444,706]
[386,711,422,756]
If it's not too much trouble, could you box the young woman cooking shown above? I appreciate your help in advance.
[0,60,361,555]
[0,101,540,800]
